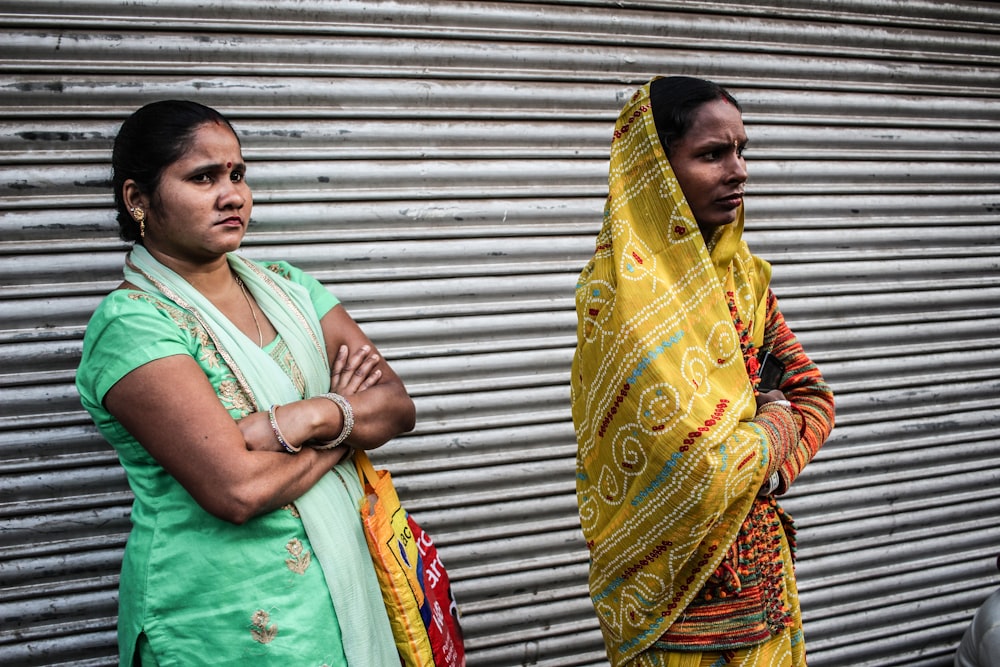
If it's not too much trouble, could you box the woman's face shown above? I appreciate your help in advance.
[129,121,252,266]
[667,98,748,235]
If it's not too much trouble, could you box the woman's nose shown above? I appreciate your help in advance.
[219,181,247,208]
[729,155,748,182]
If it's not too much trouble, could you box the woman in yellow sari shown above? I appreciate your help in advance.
[571,77,835,667]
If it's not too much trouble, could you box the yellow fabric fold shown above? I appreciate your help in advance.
[571,79,775,666]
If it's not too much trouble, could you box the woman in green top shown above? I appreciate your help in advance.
[76,100,416,666]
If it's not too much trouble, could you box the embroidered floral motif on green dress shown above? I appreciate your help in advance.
[285,538,312,575]
[264,262,292,277]
[218,379,254,414]
[125,292,256,413]
[250,610,277,644]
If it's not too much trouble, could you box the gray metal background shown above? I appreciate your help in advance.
[1,1,999,665]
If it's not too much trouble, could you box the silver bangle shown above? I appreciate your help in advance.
[269,404,300,454]
[313,392,354,450]
[764,471,780,495]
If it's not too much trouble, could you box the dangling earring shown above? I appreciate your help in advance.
[131,207,146,238]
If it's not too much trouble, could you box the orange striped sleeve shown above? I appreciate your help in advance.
[761,289,836,494]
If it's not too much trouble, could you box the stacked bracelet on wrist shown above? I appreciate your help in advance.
[762,471,781,495]
[269,404,301,454]
[759,399,793,413]
[313,392,355,450]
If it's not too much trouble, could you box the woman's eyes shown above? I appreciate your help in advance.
[190,170,245,183]
[702,145,747,160]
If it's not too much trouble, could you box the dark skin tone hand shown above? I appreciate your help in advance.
[755,388,788,410]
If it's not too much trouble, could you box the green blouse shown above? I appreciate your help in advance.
[76,261,351,667]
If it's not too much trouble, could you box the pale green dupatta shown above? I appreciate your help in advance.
[124,245,398,666]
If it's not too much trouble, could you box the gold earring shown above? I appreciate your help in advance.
[131,207,146,238]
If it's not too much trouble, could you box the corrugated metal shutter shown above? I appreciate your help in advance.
[1,1,998,665]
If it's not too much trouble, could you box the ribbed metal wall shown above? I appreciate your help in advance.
[1,1,998,666]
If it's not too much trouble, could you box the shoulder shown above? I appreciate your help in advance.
[89,287,181,323]
[730,242,772,294]
[747,246,773,290]
[77,289,201,408]
[249,259,340,313]
[251,259,316,287]
[86,288,201,340]
[976,588,1000,631]
[957,589,1000,666]
[254,259,300,281]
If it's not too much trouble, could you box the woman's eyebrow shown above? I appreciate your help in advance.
[187,160,246,174]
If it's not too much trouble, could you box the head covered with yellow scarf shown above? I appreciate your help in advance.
[572,77,776,665]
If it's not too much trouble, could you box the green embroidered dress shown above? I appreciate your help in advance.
[77,260,370,666]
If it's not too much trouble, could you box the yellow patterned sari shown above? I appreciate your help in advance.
[571,80,800,666]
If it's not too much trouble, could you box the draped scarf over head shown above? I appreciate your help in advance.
[124,245,398,667]
[571,79,774,665]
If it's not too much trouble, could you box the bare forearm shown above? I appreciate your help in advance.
[252,384,415,452]
[210,446,348,523]
[221,385,414,520]
[337,383,416,449]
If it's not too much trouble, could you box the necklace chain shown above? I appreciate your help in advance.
[235,275,264,347]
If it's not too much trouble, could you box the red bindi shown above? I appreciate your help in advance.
[226,161,232,169]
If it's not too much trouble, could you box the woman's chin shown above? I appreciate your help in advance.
[696,218,736,239]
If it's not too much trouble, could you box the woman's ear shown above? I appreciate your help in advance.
[122,179,146,211]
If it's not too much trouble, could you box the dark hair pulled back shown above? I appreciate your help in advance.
[111,100,238,243]
[650,76,741,157]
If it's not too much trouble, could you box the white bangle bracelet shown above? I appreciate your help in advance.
[766,471,780,493]
[269,404,300,454]
[313,392,355,450]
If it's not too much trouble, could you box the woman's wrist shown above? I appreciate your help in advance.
[759,470,781,496]
[306,442,351,468]
[302,395,341,442]
[754,402,797,485]
[311,393,354,450]
[268,404,301,453]
[265,399,338,454]
[757,399,792,416]
[268,394,357,452]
